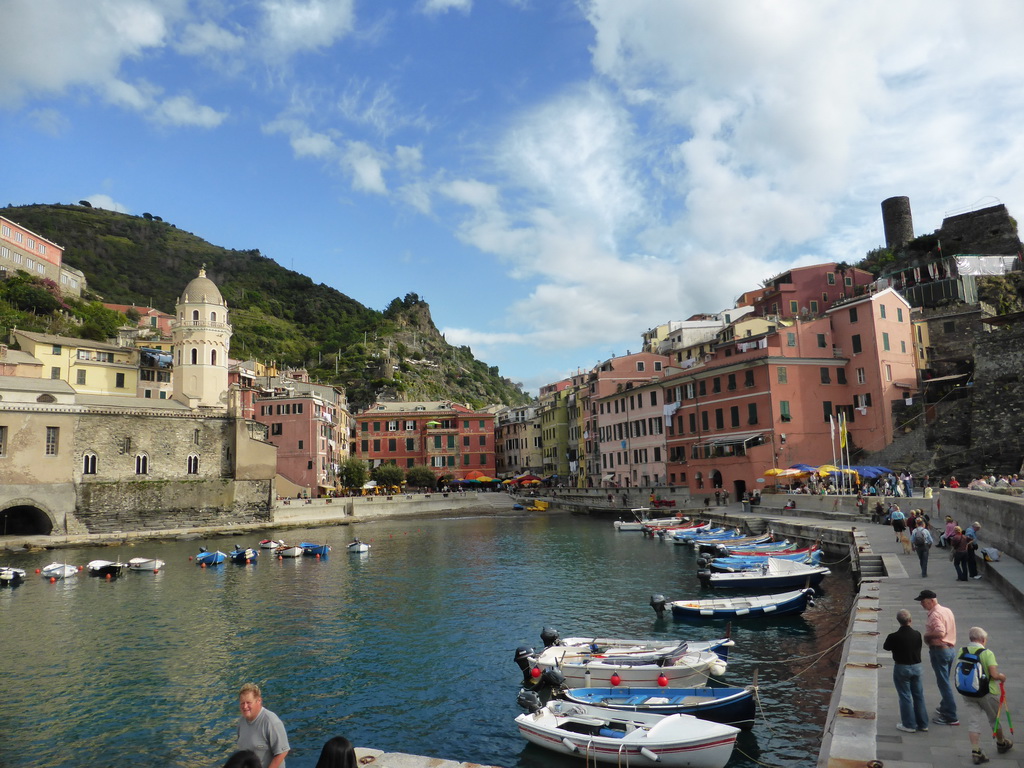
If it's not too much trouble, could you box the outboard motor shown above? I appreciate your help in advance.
[540,667,567,689]
[540,627,561,648]
[517,689,543,714]
[514,645,536,684]
[696,554,710,568]
[650,594,667,618]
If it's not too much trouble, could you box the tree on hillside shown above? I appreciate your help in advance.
[371,463,405,489]
[406,465,437,489]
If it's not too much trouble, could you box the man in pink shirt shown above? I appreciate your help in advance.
[916,589,959,725]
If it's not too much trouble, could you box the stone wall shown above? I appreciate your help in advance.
[967,322,1024,474]
[940,488,1024,562]
[76,477,272,533]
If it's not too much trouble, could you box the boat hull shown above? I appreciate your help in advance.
[194,551,226,566]
[670,588,816,620]
[41,563,79,579]
[0,567,26,586]
[516,702,738,768]
[561,685,756,729]
[86,560,124,577]
[347,542,370,553]
[275,546,303,558]
[127,558,165,572]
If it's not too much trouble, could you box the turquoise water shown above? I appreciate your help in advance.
[0,512,853,767]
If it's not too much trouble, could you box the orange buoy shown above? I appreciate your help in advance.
[105,573,112,580]
[35,568,41,574]
[49,577,56,583]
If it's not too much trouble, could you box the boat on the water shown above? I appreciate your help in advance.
[347,539,370,553]
[86,560,124,578]
[703,548,822,572]
[41,562,79,580]
[697,557,830,591]
[652,588,818,620]
[696,533,775,554]
[300,542,331,557]
[515,694,739,768]
[229,547,258,564]
[194,549,226,566]
[0,567,26,587]
[558,685,756,729]
[516,630,731,689]
[259,539,285,550]
[275,544,303,558]
[127,557,165,572]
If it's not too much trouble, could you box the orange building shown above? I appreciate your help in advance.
[749,263,875,319]
[355,401,495,481]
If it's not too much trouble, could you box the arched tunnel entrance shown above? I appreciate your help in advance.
[0,505,54,536]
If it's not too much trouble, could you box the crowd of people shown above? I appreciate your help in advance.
[227,684,360,768]
[883,590,1013,765]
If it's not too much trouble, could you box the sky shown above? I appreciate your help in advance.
[3,1,1024,395]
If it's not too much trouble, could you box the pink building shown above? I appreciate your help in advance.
[104,303,175,337]
[595,376,667,487]
[748,263,875,319]
[663,288,917,499]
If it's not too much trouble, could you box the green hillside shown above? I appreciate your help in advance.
[2,203,530,411]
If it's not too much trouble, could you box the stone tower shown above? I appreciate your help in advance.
[172,267,231,408]
[881,196,915,251]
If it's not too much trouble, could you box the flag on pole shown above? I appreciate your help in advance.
[839,412,848,449]
[830,414,836,442]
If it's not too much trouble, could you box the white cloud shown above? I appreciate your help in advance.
[420,0,472,15]
[0,0,168,102]
[153,94,228,127]
[344,141,388,195]
[260,0,355,56]
[84,194,130,213]
[27,108,71,137]
[176,21,245,56]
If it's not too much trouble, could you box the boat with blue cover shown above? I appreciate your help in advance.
[558,684,756,729]
[696,533,775,554]
[697,557,829,591]
[300,542,331,557]
[704,548,823,572]
[229,547,258,564]
[652,588,817,620]
[194,548,226,566]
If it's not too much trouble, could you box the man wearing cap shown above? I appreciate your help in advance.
[916,589,959,725]
[965,522,982,579]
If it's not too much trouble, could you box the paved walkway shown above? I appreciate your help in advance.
[859,517,1024,767]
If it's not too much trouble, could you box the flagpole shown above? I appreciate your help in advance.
[829,414,838,493]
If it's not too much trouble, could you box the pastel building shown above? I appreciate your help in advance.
[662,287,917,499]
[595,376,667,487]
[746,263,875,319]
[0,215,85,296]
[494,404,543,478]
[355,401,495,481]
[12,330,139,396]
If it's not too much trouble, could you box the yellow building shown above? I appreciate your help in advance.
[12,330,139,396]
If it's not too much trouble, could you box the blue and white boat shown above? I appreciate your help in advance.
[229,547,258,564]
[697,557,829,591]
[559,685,756,729]
[41,562,80,580]
[0,567,26,587]
[652,588,817,620]
[704,548,823,572]
[194,549,226,566]
[696,533,775,554]
[300,542,331,557]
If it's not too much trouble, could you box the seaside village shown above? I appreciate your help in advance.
[1,195,1022,536]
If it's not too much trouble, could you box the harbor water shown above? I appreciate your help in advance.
[0,511,853,767]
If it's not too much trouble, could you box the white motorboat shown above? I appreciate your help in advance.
[519,634,729,688]
[347,539,370,553]
[275,545,304,558]
[127,557,165,572]
[515,696,738,768]
[41,562,79,580]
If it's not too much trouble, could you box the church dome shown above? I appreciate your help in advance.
[180,267,225,305]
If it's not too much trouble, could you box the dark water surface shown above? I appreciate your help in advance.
[0,512,853,767]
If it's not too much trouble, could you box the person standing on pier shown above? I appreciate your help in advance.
[910,518,933,578]
[883,609,930,733]
[915,589,959,726]
[954,626,1013,764]
[237,683,290,768]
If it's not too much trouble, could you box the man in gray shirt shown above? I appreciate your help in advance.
[237,683,290,768]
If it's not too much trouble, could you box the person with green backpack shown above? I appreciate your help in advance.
[954,626,1013,764]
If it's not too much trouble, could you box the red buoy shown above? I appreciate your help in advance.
[35,568,41,574]
[610,673,621,687]
[531,666,542,679]
[49,577,56,583]
[105,573,112,579]
[657,674,669,687]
